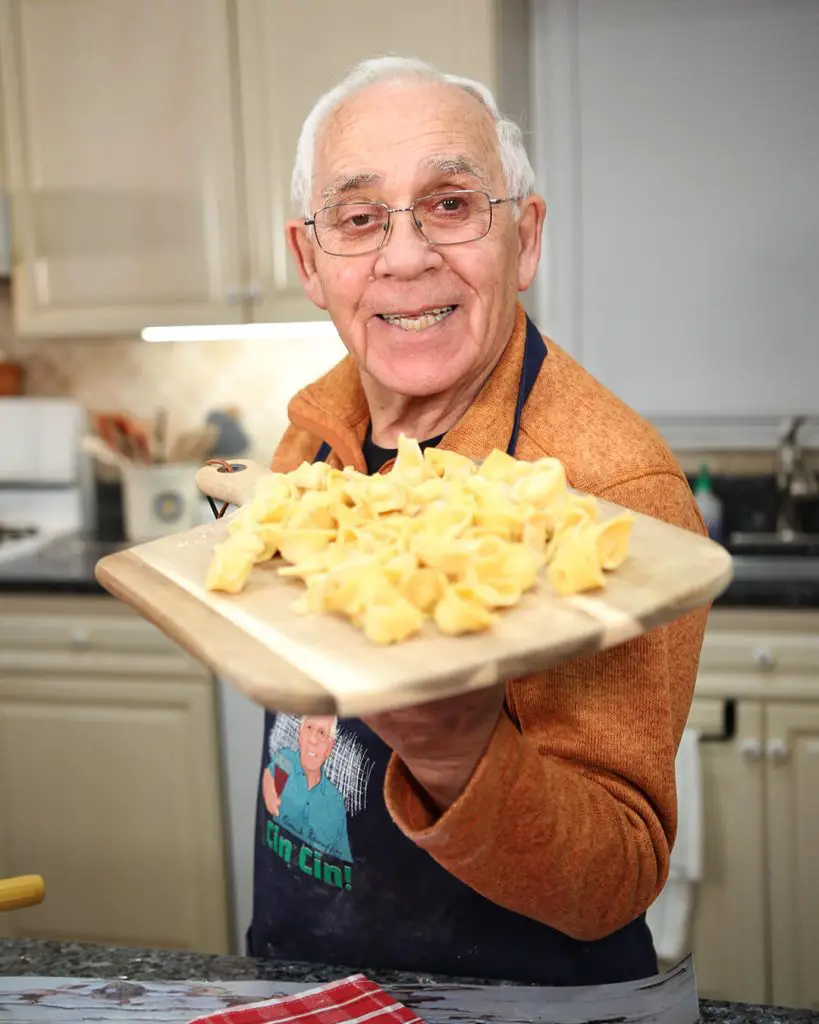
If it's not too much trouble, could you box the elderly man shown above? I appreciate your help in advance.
[248,56,708,986]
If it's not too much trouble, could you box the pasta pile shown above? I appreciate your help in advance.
[205,436,633,645]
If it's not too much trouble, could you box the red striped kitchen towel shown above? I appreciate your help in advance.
[186,974,425,1024]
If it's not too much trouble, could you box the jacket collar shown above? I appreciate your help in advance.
[286,302,530,469]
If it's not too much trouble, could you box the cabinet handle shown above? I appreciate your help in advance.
[766,739,789,763]
[226,285,262,303]
[740,738,763,761]
[752,645,776,671]
[70,628,90,650]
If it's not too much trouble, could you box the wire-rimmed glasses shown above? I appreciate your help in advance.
[305,189,519,257]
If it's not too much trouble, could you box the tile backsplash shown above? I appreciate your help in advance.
[0,281,346,462]
[1,280,815,477]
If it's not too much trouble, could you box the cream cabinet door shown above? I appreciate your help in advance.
[0,670,230,953]
[0,0,246,335]
[687,698,767,1004]
[235,0,503,324]
[766,702,819,1011]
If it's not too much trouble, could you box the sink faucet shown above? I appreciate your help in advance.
[776,416,818,535]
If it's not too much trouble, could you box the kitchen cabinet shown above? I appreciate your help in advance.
[0,0,527,336]
[531,0,819,419]
[685,697,767,1005]
[766,703,819,1012]
[0,0,246,335]
[683,610,819,1010]
[0,596,230,954]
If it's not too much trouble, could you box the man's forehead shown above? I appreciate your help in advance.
[313,80,500,199]
[302,715,333,730]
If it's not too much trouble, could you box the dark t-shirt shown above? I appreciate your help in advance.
[361,424,444,474]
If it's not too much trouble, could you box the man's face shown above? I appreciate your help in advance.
[287,81,544,400]
[298,716,336,772]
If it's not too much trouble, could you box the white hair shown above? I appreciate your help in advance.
[300,715,338,740]
[291,55,536,217]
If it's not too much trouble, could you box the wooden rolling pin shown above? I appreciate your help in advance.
[0,874,45,912]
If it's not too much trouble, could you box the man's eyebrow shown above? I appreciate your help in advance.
[317,156,490,208]
[420,154,491,186]
[320,171,383,206]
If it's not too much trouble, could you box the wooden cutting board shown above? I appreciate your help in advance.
[95,460,733,716]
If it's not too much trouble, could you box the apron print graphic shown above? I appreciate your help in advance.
[262,715,374,890]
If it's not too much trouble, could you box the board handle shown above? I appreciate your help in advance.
[195,459,272,508]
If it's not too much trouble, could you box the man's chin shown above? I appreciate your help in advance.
[366,360,464,401]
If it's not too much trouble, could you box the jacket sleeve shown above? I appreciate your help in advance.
[382,472,710,942]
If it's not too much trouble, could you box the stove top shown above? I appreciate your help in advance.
[0,524,38,542]
[0,524,54,565]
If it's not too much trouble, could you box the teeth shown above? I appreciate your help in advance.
[380,306,455,331]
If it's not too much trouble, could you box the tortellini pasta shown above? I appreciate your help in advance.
[205,435,633,644]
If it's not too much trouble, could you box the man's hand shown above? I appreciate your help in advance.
[262,768,281,817]
[363,683,506,812]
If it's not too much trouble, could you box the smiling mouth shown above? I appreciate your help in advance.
[377,305,457,332]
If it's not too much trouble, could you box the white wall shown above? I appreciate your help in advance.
[530,0,819,446]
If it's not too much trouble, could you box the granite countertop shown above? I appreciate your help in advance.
[0,534,126,594]
[1,939,816,1023]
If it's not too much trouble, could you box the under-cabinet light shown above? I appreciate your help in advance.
[141,321,340,343]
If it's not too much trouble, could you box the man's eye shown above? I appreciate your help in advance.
[426,194,472,217]
[339,211,379,231]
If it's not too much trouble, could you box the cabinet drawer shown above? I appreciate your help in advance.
[0,645,209,681]
[0,598,208,678]
[0,612,178,655]
[701,618,819,676]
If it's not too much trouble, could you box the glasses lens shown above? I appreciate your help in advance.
[314,203,388,255]
[414,191,491,245]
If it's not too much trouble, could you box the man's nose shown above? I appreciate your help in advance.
[373,209,441,279]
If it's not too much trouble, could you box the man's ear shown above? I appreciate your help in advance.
[286,220,327,310]
[516,196,547,293]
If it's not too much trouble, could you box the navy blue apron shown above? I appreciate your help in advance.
[249,315,657,984]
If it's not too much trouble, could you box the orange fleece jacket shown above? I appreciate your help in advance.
[270,303,709,943]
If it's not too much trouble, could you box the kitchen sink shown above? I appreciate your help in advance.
[730,554,819,582]
[728,531,819,557]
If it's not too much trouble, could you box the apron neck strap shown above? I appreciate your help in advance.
[313,315,547,465]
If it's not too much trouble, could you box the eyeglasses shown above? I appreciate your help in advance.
[304,189,519,257]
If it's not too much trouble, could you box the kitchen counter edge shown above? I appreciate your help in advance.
[0,939,815,1023]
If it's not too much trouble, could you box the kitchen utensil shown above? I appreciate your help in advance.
[0,874,44,912]
[153,408,168,463]
[81,434,127,470]
[124,420,152,464]
[94,458,733,717]
[206,406,250,458]
[94,413,152,464]
[169,424,219,464]
[93,413,128,458]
